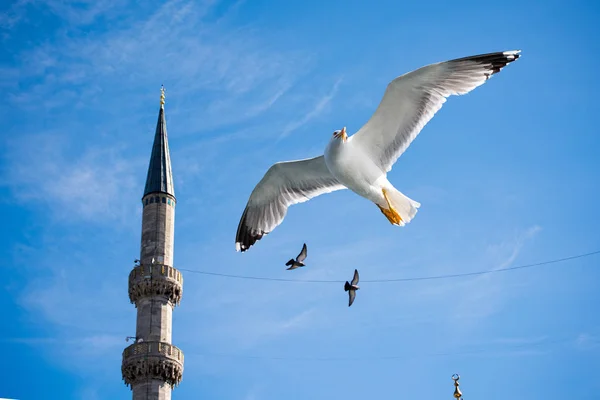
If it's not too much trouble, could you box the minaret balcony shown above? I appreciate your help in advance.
[128,263,183,306]
[121,341,184,388]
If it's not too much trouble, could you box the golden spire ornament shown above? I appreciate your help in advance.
[160,85,166,108]
[452,374,463,399]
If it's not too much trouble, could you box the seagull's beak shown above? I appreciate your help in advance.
[340,126,347,142]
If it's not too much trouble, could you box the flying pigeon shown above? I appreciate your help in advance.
[235,51,521,252]
[344,269,360,307]
[285,243,308,270]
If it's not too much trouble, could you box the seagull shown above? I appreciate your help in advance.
[285,243,308,270]
[344,269,360,307]
[235,51,521,252]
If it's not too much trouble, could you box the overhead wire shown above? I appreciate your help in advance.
[174,250,597,362]
[177,249,600,284]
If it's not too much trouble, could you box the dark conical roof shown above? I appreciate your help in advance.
[143,97,175,198]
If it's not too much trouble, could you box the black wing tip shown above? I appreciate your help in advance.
[235,231,266,253]
[488,50,521,75]
[235,206,267,253]
[452,50,521,76]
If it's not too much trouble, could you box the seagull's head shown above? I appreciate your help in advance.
[332,126,348,143]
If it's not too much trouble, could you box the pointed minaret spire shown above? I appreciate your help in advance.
[144,85,175,198]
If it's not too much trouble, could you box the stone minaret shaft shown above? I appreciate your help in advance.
[122,87,184,399]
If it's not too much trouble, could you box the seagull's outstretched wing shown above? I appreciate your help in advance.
[297,243,308,263]
[351,269,360,286]
[352,51,521,173]
[348,290,356,307]
[236,156,346,252]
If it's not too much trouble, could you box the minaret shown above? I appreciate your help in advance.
[122,87,184,399]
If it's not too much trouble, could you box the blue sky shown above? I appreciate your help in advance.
[1,0,599,399]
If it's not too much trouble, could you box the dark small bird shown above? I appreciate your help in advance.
[134,259,140,265]
[344,269,360,307]
[285,243,307,270]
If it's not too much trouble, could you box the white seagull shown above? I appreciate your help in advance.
[236,51,521,252]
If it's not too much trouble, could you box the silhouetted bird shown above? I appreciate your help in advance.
[286,243,307,270]
[344,269,360,307]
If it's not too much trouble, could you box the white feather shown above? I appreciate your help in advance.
[236,156,346,251]
[352,50,522,173]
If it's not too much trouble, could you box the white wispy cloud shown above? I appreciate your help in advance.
[20,268,127,331]
[340,224,546,345]
[487,335,548,345]
[1,0,319,223]
[1,0,128,31]
[575,332,600,350]
[449,225,543,320]
[203,308,318,350]
[0,0,31,31]
[2,0,311,121]
[2,131,141,223]
[4,334,124,355]
[76,386,102,400]
[279,77,343,138]
[9,233,133,380]
[40,0,129,26]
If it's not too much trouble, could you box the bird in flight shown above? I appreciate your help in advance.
[344,269,360,307]
[235,51,522,252]
[285,243,308,270]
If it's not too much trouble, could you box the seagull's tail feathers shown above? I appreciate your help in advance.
[285,259,295,266]
[384,185,421,226]
[344,281,351,291]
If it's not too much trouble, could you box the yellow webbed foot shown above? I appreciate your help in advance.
[377,205,402,225]
[377,189,403,225]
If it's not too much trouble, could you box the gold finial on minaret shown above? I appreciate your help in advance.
[160,85,165,108]
[452,374,463,399]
